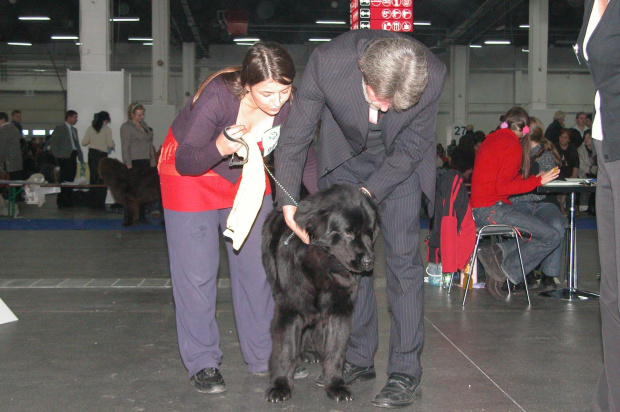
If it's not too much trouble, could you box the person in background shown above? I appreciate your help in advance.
[572,111,591,140]
[82,111,114,209]
[0,112,24,181]
[509,117,565,291]
[120,102,154,222]
[576,0,620,408]
[470,107,560,300]
[50,110,83,208]
[555,128,580,215]
[545,110,566,145]
[449,133,476,181]
[158,41,315,396]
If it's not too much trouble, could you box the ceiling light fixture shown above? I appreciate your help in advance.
[110,17,140,22]
[484,40,511,45]
[143,42,153,46]
[519,24,530,28]
[522,48,529,52]
[7,42,32,46]
[128,37,153,41]
[233,37,260,42]
[316,20,346,25]
[414,21,431,26]
[51,36,79,40]
[18,16,50,21]
[469,44,482,48]
[309,38,331,42]
[235,42,256,46]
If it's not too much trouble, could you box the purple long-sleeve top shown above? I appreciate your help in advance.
[171,75,290,184]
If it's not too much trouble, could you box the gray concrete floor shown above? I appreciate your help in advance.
[0,196,603,411]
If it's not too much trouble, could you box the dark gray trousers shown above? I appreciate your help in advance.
[164,196,274,378]
[590,140,620,412]
[320,152,425,379]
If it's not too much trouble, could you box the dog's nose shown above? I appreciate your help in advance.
[359,255,374,271]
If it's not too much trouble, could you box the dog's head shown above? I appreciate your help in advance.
[294,185,380,273]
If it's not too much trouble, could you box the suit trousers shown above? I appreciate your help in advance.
[590,140,620,412]
[164,196,274,378]
[320,152,425,379]
[57,150,77,207]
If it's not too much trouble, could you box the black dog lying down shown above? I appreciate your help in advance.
[263,185,380,402]
[98,158,161,226]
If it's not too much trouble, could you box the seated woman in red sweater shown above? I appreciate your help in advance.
[470,107,560,299]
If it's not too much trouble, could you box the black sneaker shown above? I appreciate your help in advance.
[316,361,376,387]
[371,373,421,408]
[540,273,557,290]
[190,368,227,394]
[252,365,308,379]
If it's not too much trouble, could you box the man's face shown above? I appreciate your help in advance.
[576,114,587,127]
[67,114,78,126]
[363,84,391,112]
[559,132,570,148]
[12,113,22,123]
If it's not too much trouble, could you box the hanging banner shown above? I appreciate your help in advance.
[351,0,413,32]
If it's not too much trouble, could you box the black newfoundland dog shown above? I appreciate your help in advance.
[263,184,380,402]
[98,158,161,226]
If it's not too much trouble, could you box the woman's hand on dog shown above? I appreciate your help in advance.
[283,205,310,244]
[216,125,246,156]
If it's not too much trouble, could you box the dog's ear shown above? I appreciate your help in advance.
[294,199,330,242]
[361,196,380,241]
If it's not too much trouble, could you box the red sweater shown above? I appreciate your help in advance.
[470,128,541,208]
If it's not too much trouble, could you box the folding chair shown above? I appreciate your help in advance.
[449,224,530,306]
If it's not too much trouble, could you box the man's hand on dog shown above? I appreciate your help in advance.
[283,205,310,244]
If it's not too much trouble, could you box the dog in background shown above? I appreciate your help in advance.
[263,185,380,402]
[98,158,161,226]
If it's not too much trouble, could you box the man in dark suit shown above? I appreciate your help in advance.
[274,30,446,408]
[50,110,84,208]
[576,0,620,409]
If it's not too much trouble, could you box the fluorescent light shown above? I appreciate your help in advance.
[22,130,29,136]
[32,130,47,136]
[484,40,511,45]
[143,42,153,46]
[33,69,47,72]
[110,17,140,22]
[19,16,50,21]
[75,42,82,45]
[519,24,530,28]
[7,42,32,46]
[316,20,346,25]
[236,42,256,46]
[469,44,482,48]
[414,21,431,26]
[522,48,529,52]
[51,35,79,40]
[128,37,153,41]
[233,37,260,42]
[309,38,331,42]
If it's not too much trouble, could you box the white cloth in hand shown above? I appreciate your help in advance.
[223,133,266,250]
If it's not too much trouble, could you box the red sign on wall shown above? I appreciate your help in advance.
[351,0,413,32]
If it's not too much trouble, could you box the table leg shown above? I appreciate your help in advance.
[540,191,599,300]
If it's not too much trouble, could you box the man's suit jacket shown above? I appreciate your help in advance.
[50,123,84,162]
[275,30,447,208]
[576,0,620,163]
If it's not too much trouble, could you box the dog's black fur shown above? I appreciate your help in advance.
[98,158,161,226]
[263,184,380,402]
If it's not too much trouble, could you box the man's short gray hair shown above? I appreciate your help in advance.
[358,38,429,112]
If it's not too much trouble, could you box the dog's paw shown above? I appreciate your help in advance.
[301,350,320,364]
[265,378,292,403]
[326,385,353,402]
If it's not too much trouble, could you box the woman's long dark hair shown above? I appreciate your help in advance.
[92,111,111,133]
[191,41,295,108]
[520,116,561,179]
[503,106,529,133]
